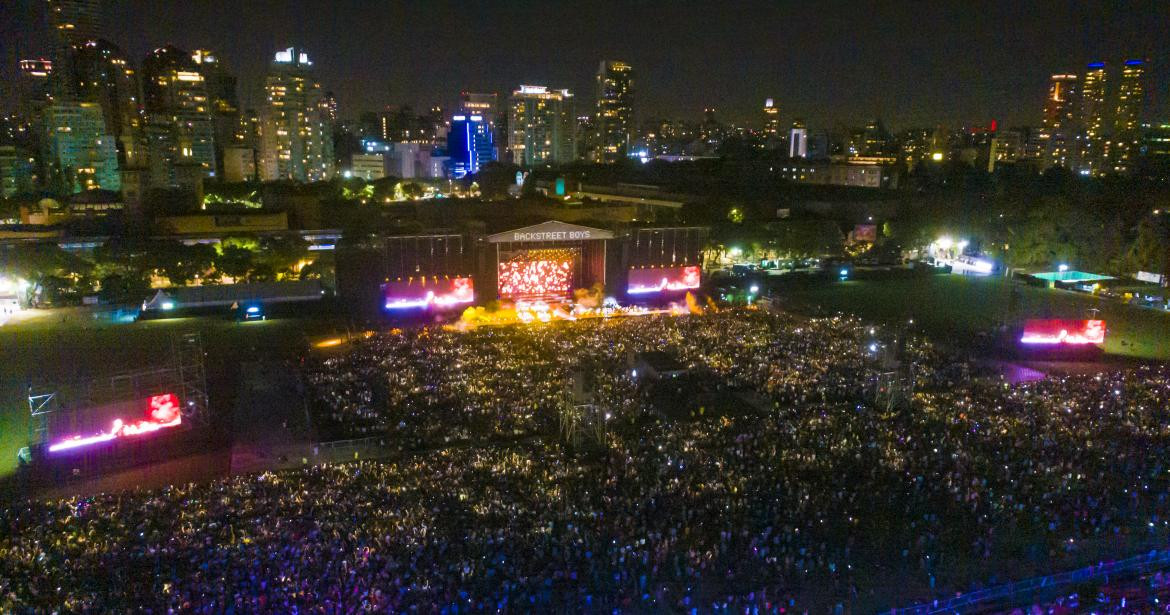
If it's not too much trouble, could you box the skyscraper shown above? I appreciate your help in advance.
[447,114,495,178]
[861,119,892,156]
[1041,73,1079,169]
[1079,62,1107,175]
[323,92,338,124]
[763,98,780,139]
[191,49,240,178]
[73,39,141,164]
[460,92,499,142]
[1108,58,1147,173]
[259,47,334,182]
[42,102,120,193]
[45,0,104,101]
[508,85,575,167]
[141,45,217,184]
[594,61,634,163]
[18,59,55,121]
[46,0,103,47]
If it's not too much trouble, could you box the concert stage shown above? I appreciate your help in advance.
[336,220,708,317]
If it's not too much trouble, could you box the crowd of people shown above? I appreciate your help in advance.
[3,308,1170,612]
[303,311,903,446]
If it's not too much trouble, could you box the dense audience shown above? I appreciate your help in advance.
[2,308,1170,612]
[303,311,900,445]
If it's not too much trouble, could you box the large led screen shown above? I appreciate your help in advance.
[1020,319,1106,345]
[48,393,183,454]
[382,277,475,310]
[627,265,702,294]
[497,249,575,300]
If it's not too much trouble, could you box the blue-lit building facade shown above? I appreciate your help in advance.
[447,114,495,178]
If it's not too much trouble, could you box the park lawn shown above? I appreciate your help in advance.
[778,274,1170,360]
[0,310,348,479]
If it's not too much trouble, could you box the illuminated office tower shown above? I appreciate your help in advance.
[594,61,634,162]
[141,45,216,184]
[42,102,120,192]
[73,39,141,163]
[460,92,497,126]
[763,98,780,137]
[447,114,495,178]
[508,85,575,167]
[1108,58,1147,173]
[1041,73,1079,169]
[460,90,498,147]
[259,47,334,182]
[1078,62,1107,174]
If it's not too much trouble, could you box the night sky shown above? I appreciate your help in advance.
[4,0,1170,130]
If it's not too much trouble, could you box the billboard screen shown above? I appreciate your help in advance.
[628,265,702,295]
[1020,319,1106,345]
[382,277,474,311]
[48,393,183,454]
[498,249,576,300]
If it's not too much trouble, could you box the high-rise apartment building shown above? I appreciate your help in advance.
[1078,62,1107,175]
[988,129,1025,172]
[18,59,55,121]
[1041,73,1079,169]
[190,49,240,178]
[42,102,120,192]
[508,85,575,167]
[323,91,338,125]
[447,114,495,178]
[594,61,633,163]
[73,39,141,164]
[141,45,217,184]
[45,0,104,101]
[1107,58,1147,173]
[259,47,334,182]
[861,119,892,156]
[46,0,103,47]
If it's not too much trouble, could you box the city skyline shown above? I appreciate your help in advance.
[3,0,1170,129]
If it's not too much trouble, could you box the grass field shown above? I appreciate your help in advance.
[0,309,349,479]
[776,274,1170,360]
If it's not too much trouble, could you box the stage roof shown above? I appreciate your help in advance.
[486,220,615,244]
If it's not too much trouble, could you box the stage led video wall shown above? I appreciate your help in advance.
[1020,319,1106,345]
[48,393,183,454]
[498,249,576,300]
[627,265,701,294]
[382,277,475,310]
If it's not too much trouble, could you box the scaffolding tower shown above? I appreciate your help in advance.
[172,332,210,426]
